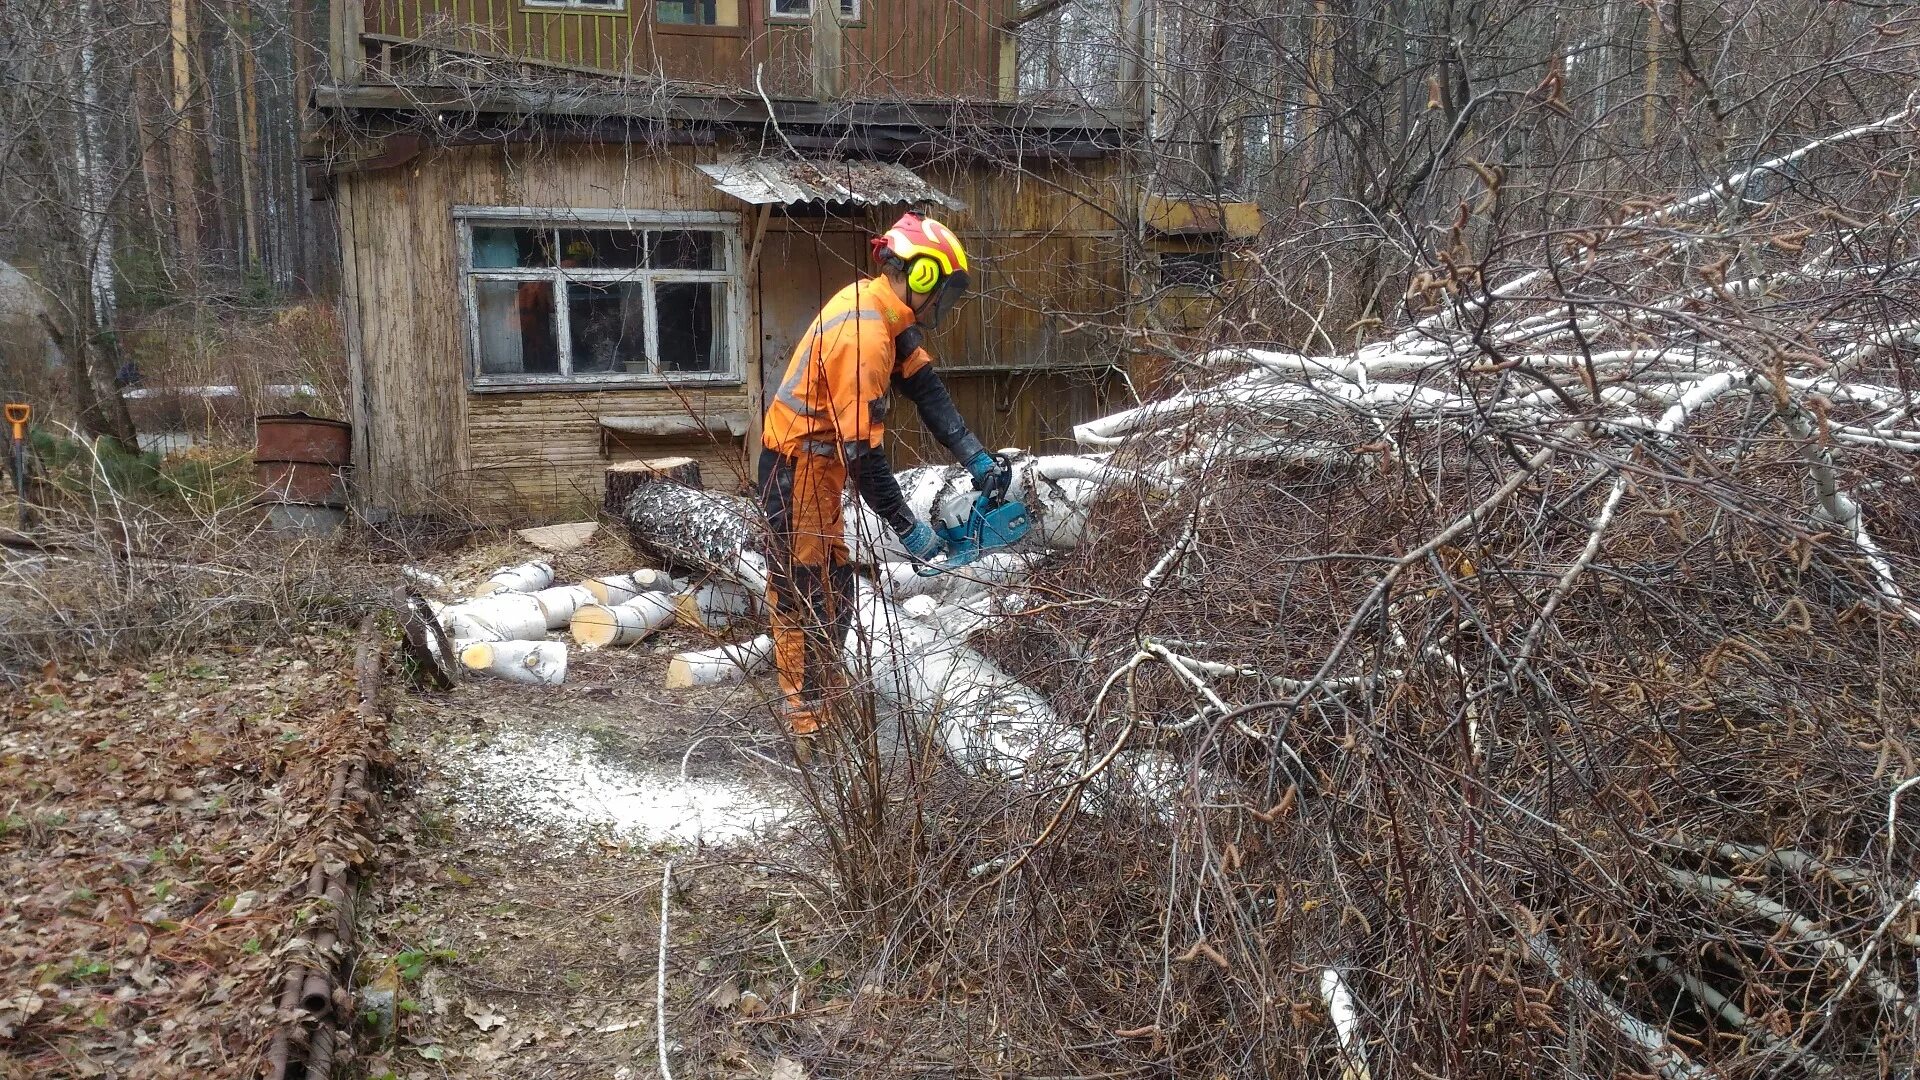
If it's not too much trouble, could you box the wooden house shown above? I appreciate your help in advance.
[309,0,1254,520]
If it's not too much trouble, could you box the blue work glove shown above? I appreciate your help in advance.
[965,450,1012,500]
[897,520,945,566]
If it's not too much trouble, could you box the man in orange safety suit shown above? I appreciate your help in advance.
[758,211,1011,760]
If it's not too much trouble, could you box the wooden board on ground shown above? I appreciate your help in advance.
[516,521,598,553]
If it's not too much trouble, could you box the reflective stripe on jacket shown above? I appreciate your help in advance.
[763,276,934,459]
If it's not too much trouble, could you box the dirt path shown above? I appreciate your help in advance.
[351,637,824,1079]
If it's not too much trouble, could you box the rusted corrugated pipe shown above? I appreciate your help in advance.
[305,1024,336,1080]
[265,965,305,1080]
[267,616,384,1080]
[299,928,339,1014]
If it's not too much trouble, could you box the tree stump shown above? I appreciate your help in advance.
[603,457,703,518]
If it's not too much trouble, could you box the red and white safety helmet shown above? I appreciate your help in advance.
[871,211,971,327]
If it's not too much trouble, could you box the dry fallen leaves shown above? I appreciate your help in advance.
[0,633,374,1079]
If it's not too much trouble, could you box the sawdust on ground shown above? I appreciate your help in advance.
[353,577,870,1079]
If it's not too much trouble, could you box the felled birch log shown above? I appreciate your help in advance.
[584,569,682,605]
[440,593,547,643]
[1523,933,1708,1080]
[475,560,553,595]
[841,453,1125,564]
[571,592,680,648]
[532,585,597,629]
[618,483,760,569]
[677,579,755,628]
[665,634,777,688]
[846,580,1082,779]
[1320,968,1372,1080]
[459,640,568,685]
[876,552,1041,602]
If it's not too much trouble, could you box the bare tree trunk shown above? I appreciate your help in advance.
[233,1,261,275]
[169,0,202,282]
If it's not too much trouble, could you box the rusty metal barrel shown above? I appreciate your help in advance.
[254,413,351,534]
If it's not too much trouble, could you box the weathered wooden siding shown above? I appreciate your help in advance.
[339,142,748,519]
[337,140,1128,521]
[887,368,1122,465]
[467,389,750,516]
[362,0,1013,99]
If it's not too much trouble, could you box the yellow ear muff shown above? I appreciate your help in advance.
[906,256,942,295]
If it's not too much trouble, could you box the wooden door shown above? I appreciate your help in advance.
[754,225,869,414]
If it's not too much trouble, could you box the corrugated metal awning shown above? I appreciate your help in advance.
[695,158,965,210]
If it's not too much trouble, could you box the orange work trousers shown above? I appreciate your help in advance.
[756,450,856,736]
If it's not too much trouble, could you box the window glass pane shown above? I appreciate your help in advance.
[656,282,723,372]
[471,226,553,268]
[655,0,721,22]
[839,0,855,16]
[649,230,719,270]
[772,0,808,15]
[475,279,561,374]
[557,228,644,269]
[567,282,651,374]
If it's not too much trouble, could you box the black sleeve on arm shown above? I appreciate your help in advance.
[842,442,916,536]
[894,364,986,464]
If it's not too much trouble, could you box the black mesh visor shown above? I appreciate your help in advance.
[921,269,970,330]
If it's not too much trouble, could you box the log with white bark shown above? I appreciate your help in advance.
[875,552,1042,602]
[584,569,682,605]
[532,585,597,629]
[1320,968,1372,1080]
[677,579,755,629]
[619,484,762,573]
[665,634,776,689]
[1524,933,1709,1080]
[475,560,554,595]
[459,639,569,685]
[441,593,548,643]
[845,579,1083,779]
[571,592,680,649]
[840,452,1131,564]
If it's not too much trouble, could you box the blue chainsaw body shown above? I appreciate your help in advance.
[917,492,1032,576]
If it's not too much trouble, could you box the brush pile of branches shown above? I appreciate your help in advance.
[742,101,1920,1077]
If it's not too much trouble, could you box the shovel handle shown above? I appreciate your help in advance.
[3,403,27,442]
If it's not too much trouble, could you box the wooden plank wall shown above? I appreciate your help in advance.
[337,141,1129,521]
[361,0,1012,98]
[338,142,749,520]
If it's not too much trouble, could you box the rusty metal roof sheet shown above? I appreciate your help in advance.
[695,157,965,210]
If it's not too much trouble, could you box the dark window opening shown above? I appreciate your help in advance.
[657,282,723,372]
[568,282,649,373]
[1159,250,1223,290]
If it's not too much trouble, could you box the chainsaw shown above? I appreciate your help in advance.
[915,486,1032,576]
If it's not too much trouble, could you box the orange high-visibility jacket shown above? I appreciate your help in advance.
[763,276,934,459]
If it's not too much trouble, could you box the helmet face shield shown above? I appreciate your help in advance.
[920,268,969,329]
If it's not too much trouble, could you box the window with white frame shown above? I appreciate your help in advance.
[458,212,741,388]
[769,0,859,21]
[523,0,627,12]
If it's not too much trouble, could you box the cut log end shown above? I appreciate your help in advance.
[675,592,704,628]
[604,456,705,517]
[584,575,633,606]
[664,658,697,689]
[571,592,680,648]
[572,605,621,649]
